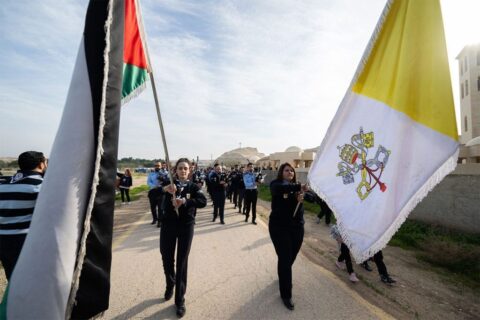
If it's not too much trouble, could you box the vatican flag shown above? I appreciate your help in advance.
[308,0,459,263]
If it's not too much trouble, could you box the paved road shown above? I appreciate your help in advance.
[103,198,393,320]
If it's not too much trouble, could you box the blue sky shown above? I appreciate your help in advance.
[1,0,479,160]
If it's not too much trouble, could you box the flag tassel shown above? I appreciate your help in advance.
[121,81,147,105]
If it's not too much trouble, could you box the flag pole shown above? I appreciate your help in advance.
[134,0,178,213]
[293,202,301,218]
[149,72,179,214]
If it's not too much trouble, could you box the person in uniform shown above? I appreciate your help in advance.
[209,163,227,224]
[159,158,207,318]
[268,162,308,310]
[228,165,240,209]
[191,164,204,189]
[236,166,246,214]
[147,162,163,226]
[243,163,263,224]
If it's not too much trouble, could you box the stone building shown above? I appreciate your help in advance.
[457,44,480,163]
[256,146,316,170]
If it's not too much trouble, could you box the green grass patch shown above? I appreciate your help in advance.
[389,219,480,289]
[115,185,149,202]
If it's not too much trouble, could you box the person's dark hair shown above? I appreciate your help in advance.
[276,162,296,183]
[175,158,191,170]
[18,151,45,171]
[214,163,220,168]
[247,162,253,166]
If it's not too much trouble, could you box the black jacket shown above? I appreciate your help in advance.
[269,179,304,226]
[209,171,227,193]
[161,180,207,224]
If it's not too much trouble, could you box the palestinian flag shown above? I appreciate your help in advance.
[122,0,150,104]
[1,0,124,318]
[308,0,458,262]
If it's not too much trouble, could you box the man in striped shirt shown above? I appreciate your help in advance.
[0,151,47,280]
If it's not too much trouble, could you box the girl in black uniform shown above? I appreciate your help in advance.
[160,158,207,318]
[269,162,308,311]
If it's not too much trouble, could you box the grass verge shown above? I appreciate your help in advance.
[115,185,149,202]
[390,220,480,290]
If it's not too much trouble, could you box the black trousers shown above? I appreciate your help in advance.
[237,189,245,211]
[160,222,194,307]
[338,243,354,274]
[269,224,304,299]
[373,250,388,276]
[0,234,27,280]
[244,189,258,222]
[120,188,130,202]
[148,188,163,222]
[317,199,332,224]
[232,187,239,207]
[212,190,225,222]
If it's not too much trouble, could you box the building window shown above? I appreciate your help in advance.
[461,83,464,98]
[478,76,480,91]
[465,116,468,132]
[466,80,469,96]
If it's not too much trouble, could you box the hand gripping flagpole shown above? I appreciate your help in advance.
[293,183,309,218]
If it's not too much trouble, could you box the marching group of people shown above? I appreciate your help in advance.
[0,152,395,319]
[142,159,395,317]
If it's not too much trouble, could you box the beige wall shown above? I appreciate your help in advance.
[458,44,480,144]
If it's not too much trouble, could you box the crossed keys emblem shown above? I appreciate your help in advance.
[336,127,391,200]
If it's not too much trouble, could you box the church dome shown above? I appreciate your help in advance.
[285,146,302,152]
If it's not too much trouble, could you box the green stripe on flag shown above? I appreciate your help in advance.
[122,63,148,99]
[0,284,9,320]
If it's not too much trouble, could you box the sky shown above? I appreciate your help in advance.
[1,0,479,161]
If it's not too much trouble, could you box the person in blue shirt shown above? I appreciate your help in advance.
[147,162,166,226]
[243,163,262,224]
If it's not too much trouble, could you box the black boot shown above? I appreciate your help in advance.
[176,305,186,318]
[282,298,294,310]
[164,286,174,301]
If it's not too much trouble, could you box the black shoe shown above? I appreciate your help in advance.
[212,218,216,222]
[164,287,174,301]
[361,261,373,272]
[380,274,396,285]
[151,220,157,225]
[282,298,294,310]
[252,221,257,225]
[220,221,225,224]
[234,205,237,209]
[245,217,248,222]
[176,305,186,318]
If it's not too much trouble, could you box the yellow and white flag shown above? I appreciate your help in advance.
[308,0,458,262]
